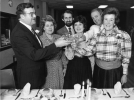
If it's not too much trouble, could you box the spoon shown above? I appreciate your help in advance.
[122,89,130,98]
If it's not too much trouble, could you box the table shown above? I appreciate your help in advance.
[0,88,134,100]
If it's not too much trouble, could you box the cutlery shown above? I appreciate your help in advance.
[122,89,130,98]
[63,90,66,99]
[13,89,21,96]
[105,89,111,98]
[102,89,106,95]
[113,96,130,98]
[35,89,40,97]
[59,89,63,97]
[15,92,21,100]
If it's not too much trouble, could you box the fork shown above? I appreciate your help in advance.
[122,89,130,98]
[35,89,40,97]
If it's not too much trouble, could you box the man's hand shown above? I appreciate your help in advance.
[77,48,87,55]
[121,74,127,85]
[55,37,72,47]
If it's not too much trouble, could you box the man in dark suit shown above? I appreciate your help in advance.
[10,3,71,89]
[57,10,75,36]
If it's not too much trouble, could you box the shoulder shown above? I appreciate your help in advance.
[115,27,131,40]
[57,27,65,32]
[122,31,131,40]
[90,25,99,30]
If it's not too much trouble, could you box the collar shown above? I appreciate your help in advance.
[65,25,73,30]
[99,24,120,36]
[19,20,32,31]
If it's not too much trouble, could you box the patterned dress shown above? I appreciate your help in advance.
[40,33,65,89]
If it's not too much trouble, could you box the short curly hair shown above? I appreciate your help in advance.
[73,15,87,32]
[102,7,120,24]
[16,3,34,19]
[40,15,57,32]
[61,10,73,19]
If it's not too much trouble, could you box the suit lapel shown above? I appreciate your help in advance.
[63,26,69,35]
[19,22,42,48]
[64,26,75,35]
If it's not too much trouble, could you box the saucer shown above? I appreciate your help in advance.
[91,88,101,95]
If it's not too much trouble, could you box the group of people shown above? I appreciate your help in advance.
[10,2,132,89]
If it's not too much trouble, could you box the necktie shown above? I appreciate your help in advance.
[68,27,72,35]
[31,28,42,47]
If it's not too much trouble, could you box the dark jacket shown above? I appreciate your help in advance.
[11,22,60,89]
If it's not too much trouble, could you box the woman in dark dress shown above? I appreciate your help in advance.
[63,15,92,89]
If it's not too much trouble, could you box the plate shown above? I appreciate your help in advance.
[127,88,134,95]
[40,88,54,99]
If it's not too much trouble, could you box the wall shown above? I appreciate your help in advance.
[1,0,23,14]
[1,0,43,18]
[0,48,15,69]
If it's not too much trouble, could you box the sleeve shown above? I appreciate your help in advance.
[12,32,61,61]
[84,25,98,41]
[84,29,94,41]
[121,31,132,75]
[84,35,97,56]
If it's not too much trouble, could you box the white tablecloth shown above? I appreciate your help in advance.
[0,88,134,100]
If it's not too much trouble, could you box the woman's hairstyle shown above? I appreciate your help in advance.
[73,15,87,32]
[61,10,73,19]
[102,7,120,24]
[40,15,57,32]
[16,3,34,19]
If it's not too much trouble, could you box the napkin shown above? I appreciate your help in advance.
[114,81,122,95]
[107,89,126,98]
[19,82,32,99]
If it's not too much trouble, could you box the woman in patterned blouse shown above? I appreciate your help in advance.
[40,15,67,89]
[83,7,132,88]
[63,15,92,89]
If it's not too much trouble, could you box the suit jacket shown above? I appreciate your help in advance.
[57,26,75,36]
[11,22,61,89]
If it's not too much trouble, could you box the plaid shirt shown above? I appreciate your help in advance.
[86,25,132,74]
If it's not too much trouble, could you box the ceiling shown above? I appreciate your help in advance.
[41,0,134,11]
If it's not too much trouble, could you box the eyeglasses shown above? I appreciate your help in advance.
[23,12,36,17]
